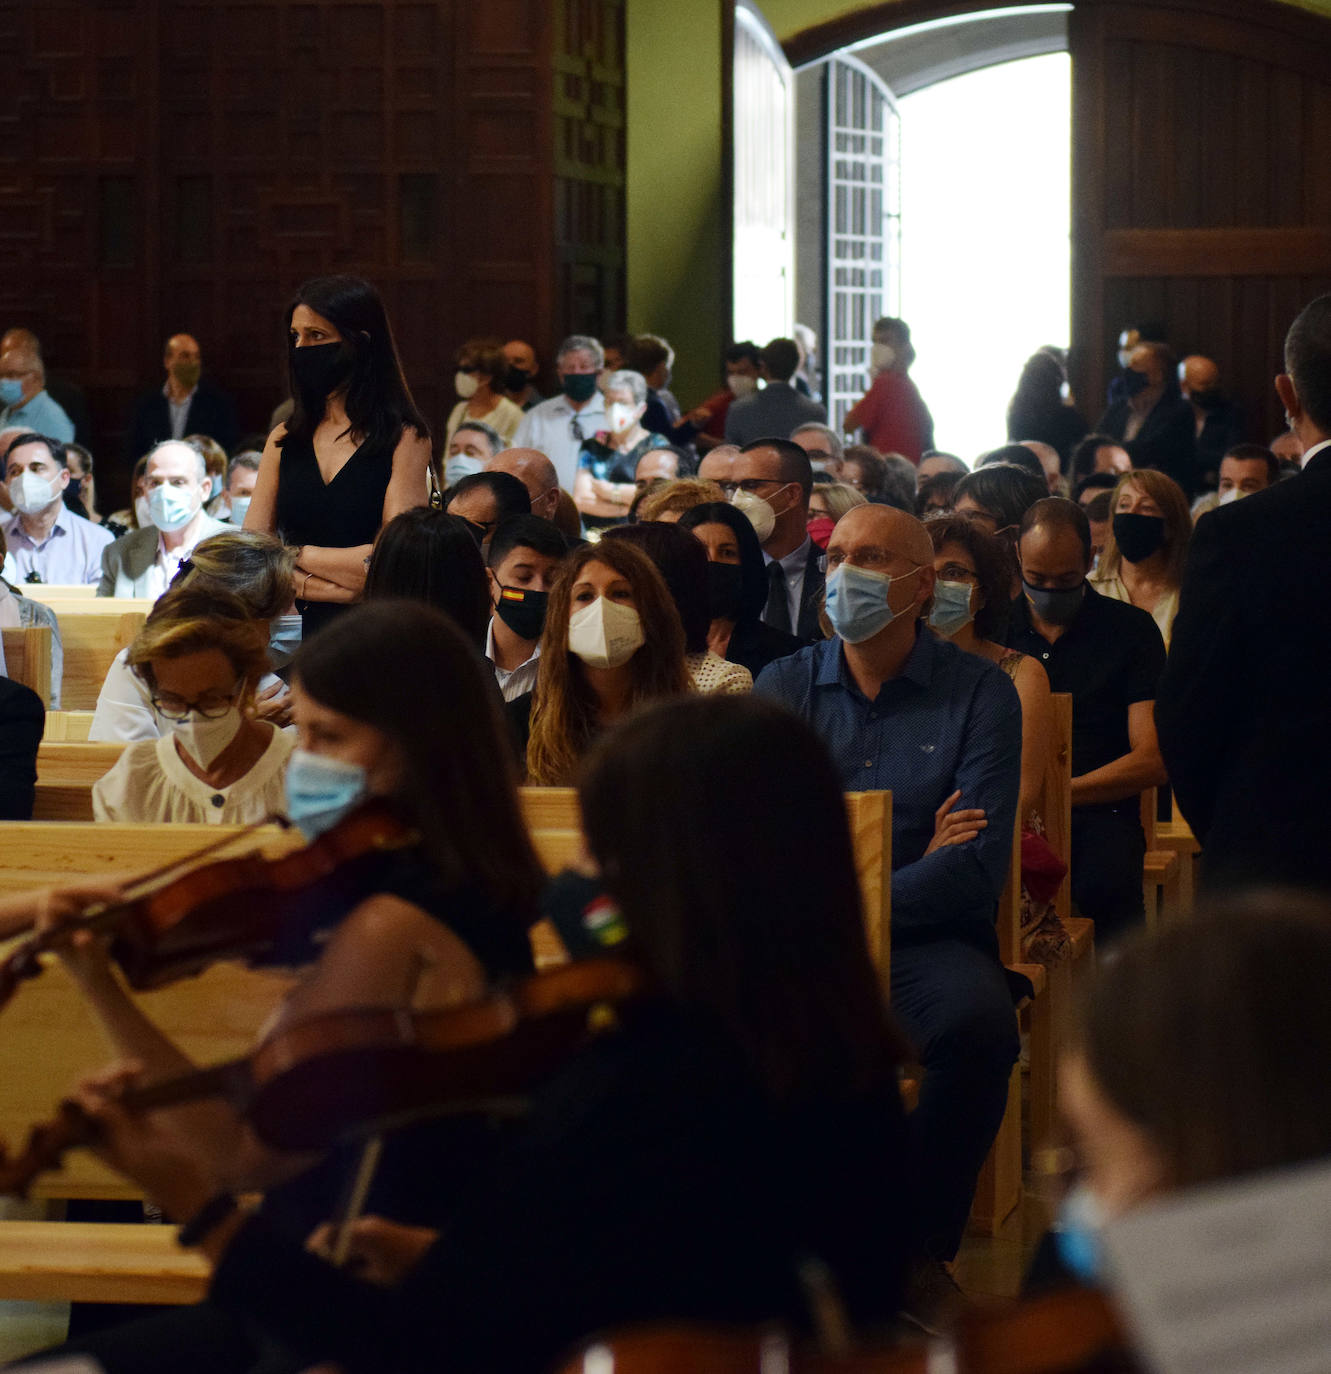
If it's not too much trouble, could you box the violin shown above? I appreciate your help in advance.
[0,802,417,1007]
[0,957,645,1198]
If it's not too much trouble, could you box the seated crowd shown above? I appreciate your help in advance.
[0,282,1327,1373]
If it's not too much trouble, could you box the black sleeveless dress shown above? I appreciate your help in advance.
[275,430,397,637]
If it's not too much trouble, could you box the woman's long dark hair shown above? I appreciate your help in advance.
[279,275,429,453]
[1006,350,1066,441]
[364,509,492,648]
[292,602,543,926]
[676,502,767,627]
[579,695,909,1104]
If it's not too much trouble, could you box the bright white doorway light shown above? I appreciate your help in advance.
[898,53,1071,463]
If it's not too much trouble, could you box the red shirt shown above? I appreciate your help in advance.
[852,371,930,464]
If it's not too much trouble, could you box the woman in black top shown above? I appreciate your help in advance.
[677,500,804,676]
[1006,350,1088,468]
[60,696,915,1374]
[247,276,432,637]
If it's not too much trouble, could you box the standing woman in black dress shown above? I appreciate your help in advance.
[246,275,432,637]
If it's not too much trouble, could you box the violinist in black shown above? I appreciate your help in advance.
[245,275,432,638]
[22,603,543,1371]
[45,695,915,1374]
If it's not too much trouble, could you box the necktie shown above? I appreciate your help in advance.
[765,559,792,633]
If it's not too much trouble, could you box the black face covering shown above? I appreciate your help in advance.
[1190,388,1225,412]
[505,365,532,393]
[706,560,745,622]
[1120,368,1150,399]
[1112,512,1167,564]
[291,341,354,409]
[494,584,549,641]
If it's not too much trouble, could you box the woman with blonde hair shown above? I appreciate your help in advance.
[518,539,689,783]
[92,585,295,823]
[806,481,867,549]
[635,477,725,523]
[1090,467,1191,646]
[90,529,298,741]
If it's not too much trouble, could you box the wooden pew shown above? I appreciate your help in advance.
[1,625,52,708]
[1154,804,1199,915]
[0,1221,209,1304]
[1140,789,1181,930]
[18,585,99,605]
[41,710,95,742]
[33,740,126,820]
[52,603,152,711]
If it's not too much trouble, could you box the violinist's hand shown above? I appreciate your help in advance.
[923,789,987,856]
[0,879,122,942]
[304,1215,438,1286]
[21,879,125,982]
[252,679,294,729]
[71,1061,220,1223]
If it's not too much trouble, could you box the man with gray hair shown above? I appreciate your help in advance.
[98,440,229,597]
[513,334,607,492]
[790,422,843,477]
[0,338,73,443]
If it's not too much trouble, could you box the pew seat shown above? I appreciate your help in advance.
[42,711,95,742]
[33,740,128,820]
[0,1221,208,1304]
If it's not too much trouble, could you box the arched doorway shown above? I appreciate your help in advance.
[778,0,1331,442]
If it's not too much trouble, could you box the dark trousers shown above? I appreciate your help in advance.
[1070,804,1146,944]
[890,939,1019,1261]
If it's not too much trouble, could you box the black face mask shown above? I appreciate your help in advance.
[1120,368,1150,399]
[1190,388,1225,412]
[505,365,532,393]
[460,518,488,548]
[494,584,549,641]
[1023,579,1085,626]
[291,341,353,409]
[562,373,598,404]
[1112,512,1167,564]
[706,561,744,622]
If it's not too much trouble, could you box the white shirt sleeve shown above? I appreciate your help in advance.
[89,649,161,742]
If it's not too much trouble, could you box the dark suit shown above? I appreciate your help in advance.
[124,379,240,461]
[761,539,826,643]
[0,677,43,819]
[1156,445,1331,888]
[1098,389,1198,495]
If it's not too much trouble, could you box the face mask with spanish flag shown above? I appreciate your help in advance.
[494,584,549,641]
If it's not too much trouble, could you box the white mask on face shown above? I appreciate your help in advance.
[228,494,252,528]
[454,370,479,400]
[444,454,485,485]
[10,470,59,516]
[730,487,777,543]
[148,483,200,532]
[567,596,644,669]
[268,613,303,670]
[134,494,152,529]
[871,342,897,372]
[1218,487,1243,505]
[169,705,243,768]
[608,402,637,433]
[727,374,758,399]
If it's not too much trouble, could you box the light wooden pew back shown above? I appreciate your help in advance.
[42,710,95,741]
[55,604,152,711]
[1,626,52,708]
[19,585,99,604]
[33,740,127,820]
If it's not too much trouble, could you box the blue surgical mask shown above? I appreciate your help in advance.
[285,748,368,841]
[444,455,485,485]
[147,483,199,532]
[228,494,252,528]
[209,474,223,501]
[0,378,24,407]
[928,578,974,638]
[824,563,920,645]
[267,613,303,671]
[1054,1184,1107,1286]
[1023,579,1085,626]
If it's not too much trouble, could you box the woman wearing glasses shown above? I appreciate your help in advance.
[92,585,295,824]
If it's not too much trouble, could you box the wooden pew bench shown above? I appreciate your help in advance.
[42,711,95,742]
[50,603,152,712]
[33,741,127,821]
[2,626,53,708]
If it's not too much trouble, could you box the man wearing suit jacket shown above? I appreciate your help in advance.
[1156,294,1331,890]
[701,438,826,642]
[98,440,230,598]
[723,338,827,448]
[124,334,240,463]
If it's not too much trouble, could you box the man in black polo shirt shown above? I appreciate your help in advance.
[1006,498,1168,939]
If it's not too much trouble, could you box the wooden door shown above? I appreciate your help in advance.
[1070,0,1331,440]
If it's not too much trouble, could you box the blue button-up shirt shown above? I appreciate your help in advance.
[2,506,114,584]
[0,389,74,444]
[755,627,1021,952]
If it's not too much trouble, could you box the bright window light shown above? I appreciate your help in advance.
[898,52,1071,463]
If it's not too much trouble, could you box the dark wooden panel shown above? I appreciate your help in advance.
[1104,228,1331,278]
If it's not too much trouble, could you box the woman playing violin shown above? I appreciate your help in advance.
[23,602,542,1371]
[37,696,913,1374]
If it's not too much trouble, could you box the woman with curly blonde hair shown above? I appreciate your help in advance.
[519,539,689,783]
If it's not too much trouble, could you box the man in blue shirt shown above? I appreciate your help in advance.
[755,503,1021,1260]
[0,341,74,444]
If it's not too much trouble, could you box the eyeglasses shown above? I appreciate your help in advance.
[822,548,921,574]
[715,478,785,496]
[151,680,243,722]
[937,562,980,583]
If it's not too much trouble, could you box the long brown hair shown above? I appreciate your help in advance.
[1095,468,1192,586]
[526,540,689,785]
[1081,892,1331,1188]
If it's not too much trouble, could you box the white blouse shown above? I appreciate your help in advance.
[92,726,295,825]
[90,649,287,743]
[686,650,753,695]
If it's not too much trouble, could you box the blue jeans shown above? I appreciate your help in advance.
[890,939,1019,1260]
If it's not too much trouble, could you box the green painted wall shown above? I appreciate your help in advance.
[624,0,1331,406]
